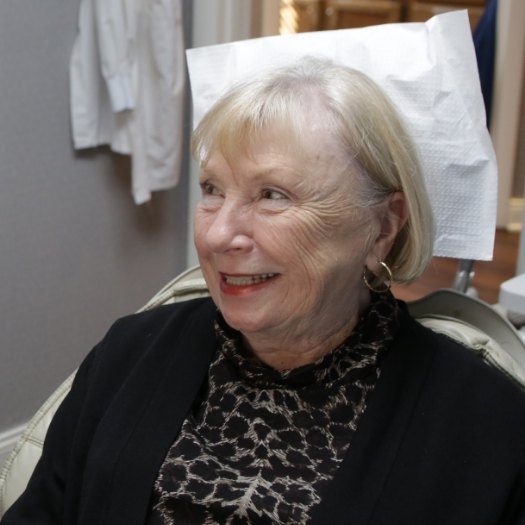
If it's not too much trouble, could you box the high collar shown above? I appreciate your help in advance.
[214,291,400,388]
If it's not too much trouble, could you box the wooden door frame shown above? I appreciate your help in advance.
[492,0,525,229]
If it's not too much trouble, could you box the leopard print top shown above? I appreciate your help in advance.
[147,292,398,524]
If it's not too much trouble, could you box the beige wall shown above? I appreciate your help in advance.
[0,0,191,458]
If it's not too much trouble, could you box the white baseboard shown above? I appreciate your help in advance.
[0,424,26,470]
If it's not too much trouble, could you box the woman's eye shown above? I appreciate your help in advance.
[200,181,221,197]
[261,189,288,201]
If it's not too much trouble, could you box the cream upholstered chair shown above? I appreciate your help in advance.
[1,267,525,516]
[407,289,525,389]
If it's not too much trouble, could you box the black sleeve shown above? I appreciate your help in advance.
[0,347,97,524]
[0,300,207,524]
[499,471,525,525]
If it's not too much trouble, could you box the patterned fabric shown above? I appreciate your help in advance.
[147,292,399,524]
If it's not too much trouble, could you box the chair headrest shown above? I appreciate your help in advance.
[408,289,525,389]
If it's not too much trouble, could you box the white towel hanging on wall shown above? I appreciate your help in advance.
[70,0,185,204]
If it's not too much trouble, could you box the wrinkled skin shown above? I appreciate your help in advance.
[194,127,405,370]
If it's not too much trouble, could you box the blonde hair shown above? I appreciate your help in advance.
[192,57,434,283]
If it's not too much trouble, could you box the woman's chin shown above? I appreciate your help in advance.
[219,307,265,334]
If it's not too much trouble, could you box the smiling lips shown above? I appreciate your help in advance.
[219,272,279,295]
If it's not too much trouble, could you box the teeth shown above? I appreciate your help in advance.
[224,273,276,285]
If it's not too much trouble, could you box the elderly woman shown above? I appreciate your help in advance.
[3,58,525,525]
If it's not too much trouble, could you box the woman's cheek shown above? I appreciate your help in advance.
[194,209,215,253]
[285,206,337,252]
[256,212,329,273]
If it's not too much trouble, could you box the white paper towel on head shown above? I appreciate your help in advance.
[186,10,497,261]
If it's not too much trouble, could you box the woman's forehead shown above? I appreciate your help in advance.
[207,136,336,171]
[211,120,346,168]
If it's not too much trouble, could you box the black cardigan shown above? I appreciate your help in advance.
[3,298,525,524]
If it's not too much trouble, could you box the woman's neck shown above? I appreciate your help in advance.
[242,292,370,371]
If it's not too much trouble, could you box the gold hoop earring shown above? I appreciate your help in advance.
[362,261,393,293]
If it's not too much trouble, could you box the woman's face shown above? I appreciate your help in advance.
[194,128,378,347]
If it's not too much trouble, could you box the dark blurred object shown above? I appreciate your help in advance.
[473,0,498,128]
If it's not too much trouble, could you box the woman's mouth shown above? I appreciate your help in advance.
[219,272,279,295]
[223,273,277,285]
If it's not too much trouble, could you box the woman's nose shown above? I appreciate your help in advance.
[205,201,253,254]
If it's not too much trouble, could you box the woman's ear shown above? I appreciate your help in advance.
[365,192,408,274]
